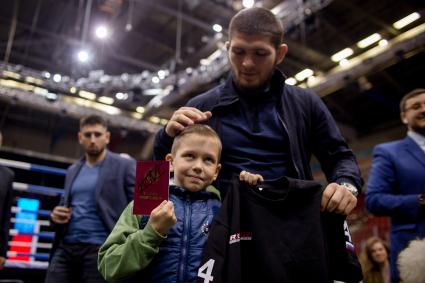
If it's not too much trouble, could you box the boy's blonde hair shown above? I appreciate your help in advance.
[171,124,222,161]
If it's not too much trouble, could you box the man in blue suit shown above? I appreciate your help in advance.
[0,132,14,270]
[366,88,425,283]
[45,115,136,283]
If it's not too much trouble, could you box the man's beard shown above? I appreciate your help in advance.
[232,67,275,96]
[86,147,104,157]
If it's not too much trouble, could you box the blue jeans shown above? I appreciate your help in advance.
[45,243,106,283]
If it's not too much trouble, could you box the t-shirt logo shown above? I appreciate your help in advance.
[229,231,253,244]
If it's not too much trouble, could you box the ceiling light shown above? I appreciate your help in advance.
[149,116,161,124]
[136,106,145,114]
[144,89,163,96]
[158,70,166,79]
[42,71,51,79]
[131,112,142,119]
[285,77,297,85]
[152,76,160,84]
[95,25,109,39]
[69,87,77,94]
[25,76,44,85]
[339,59,349,66]
[357,33,381,49]
[242,0,255,8]
[46,92,58,101]
[212,24,222,33]
[331,48,354,62]
[295,68,314,81]
[115,92,128,100]
[77,50,90,63]
[52,74,62,82]
[378,39,388,47]
[78,90,96,100]
[2,71,21,80]
[98,96,114,105]
[393,12,420,30]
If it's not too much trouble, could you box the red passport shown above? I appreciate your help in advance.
[133,160,170,215]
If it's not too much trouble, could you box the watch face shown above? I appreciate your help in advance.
[419,194,425,206]
[341,183,358,197]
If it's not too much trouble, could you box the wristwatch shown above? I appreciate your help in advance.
[340,182,358,197]
[418,194,425,207]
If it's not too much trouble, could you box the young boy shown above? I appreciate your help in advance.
[98,124,223,283]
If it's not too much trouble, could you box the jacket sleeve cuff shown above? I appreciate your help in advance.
[140,223,166,248]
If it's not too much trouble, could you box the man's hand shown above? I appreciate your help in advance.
[0,256,5,270]
[321,183,357,215]
[148,200,177,236]
[165,107,212,137]
[50,206,72,224]
[239,170,264,186]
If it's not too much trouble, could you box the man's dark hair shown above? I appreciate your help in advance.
[80,115,108,129]
[171,124,222,162]
[400,88,425,112]
[228,7,284,48]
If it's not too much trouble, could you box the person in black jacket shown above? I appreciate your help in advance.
[154,7,362,215]
[0,132,14,270]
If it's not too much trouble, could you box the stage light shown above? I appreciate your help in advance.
[95,25,109,39]
[242,0,254,8]
[212,24,222,33]
[52,74,61,83]
[331,48,353,62]
[77,50,90,63]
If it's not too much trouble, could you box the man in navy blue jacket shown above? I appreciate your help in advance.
[45,115,136,283]
[366,88,425,282]
[154,7,362,216]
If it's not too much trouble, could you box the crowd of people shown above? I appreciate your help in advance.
[0,6,424,283]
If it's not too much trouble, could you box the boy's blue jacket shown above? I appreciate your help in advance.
[153,70,363,191]
[98,185,221,283]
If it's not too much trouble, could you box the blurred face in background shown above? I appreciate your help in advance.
[370,241,388,265]
[401,92,425,135]
[78,124,110,157]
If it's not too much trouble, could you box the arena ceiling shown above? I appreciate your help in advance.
[1,0,425,145]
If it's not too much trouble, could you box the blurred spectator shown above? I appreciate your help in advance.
[398,238,425,283]
[366,88,425,282]
[0,131,14,270]
[45,115,136,283]
[359,237,390,283]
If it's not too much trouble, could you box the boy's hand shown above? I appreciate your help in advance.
[239,170,264,186]
[148,200,177,236]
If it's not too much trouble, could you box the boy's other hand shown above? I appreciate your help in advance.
[239,170,264,186]
[165,107,212,137]
[148,200,177,236]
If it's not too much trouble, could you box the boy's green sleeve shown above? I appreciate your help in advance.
[98,201,166,283]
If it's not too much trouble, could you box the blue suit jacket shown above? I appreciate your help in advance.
[55,150,136,244]
[366,136,425,281]
[0,165,14,258]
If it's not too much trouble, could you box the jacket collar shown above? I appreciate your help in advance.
[64,150,111,205]
[170,185,221,200]
[404,136,425,169]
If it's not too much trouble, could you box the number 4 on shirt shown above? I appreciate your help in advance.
[198,259,215,283]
